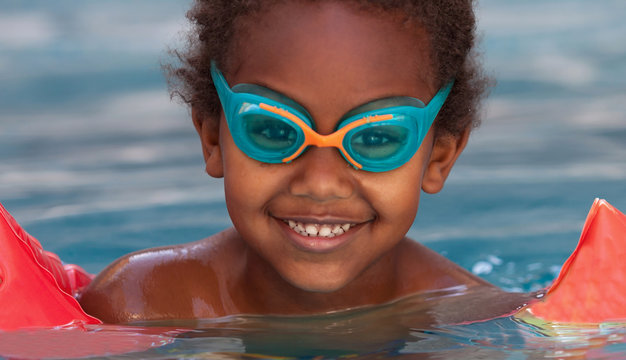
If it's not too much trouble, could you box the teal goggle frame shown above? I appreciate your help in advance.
[211,62,453,172]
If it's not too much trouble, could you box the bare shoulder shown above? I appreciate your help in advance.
[396,238,494,292]
[78,228,244,323]
[394,238,532,322]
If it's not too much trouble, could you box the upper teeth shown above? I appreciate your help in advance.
[285,220,354,238]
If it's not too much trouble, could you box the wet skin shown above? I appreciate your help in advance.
[79,2,525,324]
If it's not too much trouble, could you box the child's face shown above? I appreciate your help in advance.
[196,2,466,294]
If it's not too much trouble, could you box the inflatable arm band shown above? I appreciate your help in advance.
[524,198,626,323]
[0,203,101,330]
[0,204,184,359]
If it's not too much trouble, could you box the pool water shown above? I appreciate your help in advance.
[2,289,626,359]
[1,0,626,358]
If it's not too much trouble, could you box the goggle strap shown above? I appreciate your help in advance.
[427,81,454,122]
[210,62,235,117]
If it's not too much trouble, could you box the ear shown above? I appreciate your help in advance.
[421,127,470,194]
[192,107,224,178]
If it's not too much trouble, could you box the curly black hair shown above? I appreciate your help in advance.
[166,0,489,138]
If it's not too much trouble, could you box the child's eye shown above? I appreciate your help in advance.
[261,123,292,141]
[350,126,408,159]
[361,131,390,146]
[245,115,298,150]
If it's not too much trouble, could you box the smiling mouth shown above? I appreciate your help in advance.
[283,220,355,238]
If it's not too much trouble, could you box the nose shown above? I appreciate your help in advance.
[288,146,355,201]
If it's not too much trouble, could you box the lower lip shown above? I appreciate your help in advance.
[276,220,361,253]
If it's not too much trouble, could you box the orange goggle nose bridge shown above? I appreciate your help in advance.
[259,103,394,169]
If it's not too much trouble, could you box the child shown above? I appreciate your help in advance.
[78,0,529,323]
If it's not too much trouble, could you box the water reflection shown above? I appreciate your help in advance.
[0,288,626,359]
[1,287,625,359]
[132,287,535,358]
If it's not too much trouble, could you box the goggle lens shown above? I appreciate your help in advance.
[349,124,409,160]
[243,114,299,152]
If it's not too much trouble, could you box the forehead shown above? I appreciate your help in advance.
[227,1,435,122]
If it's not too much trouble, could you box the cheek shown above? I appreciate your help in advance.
[220,130,288,223]
[362,151,427,227]
[374,174,421,225]
[220,128,261,221]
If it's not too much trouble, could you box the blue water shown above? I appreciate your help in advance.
[1,0,626,358]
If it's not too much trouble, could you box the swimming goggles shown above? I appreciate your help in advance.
[211,62,453,172]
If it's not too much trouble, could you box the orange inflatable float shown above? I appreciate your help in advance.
[524,198,626,323]
[0,203,183,358]
[0,202,100,330]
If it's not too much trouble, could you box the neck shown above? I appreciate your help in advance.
[236,245,401,315]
